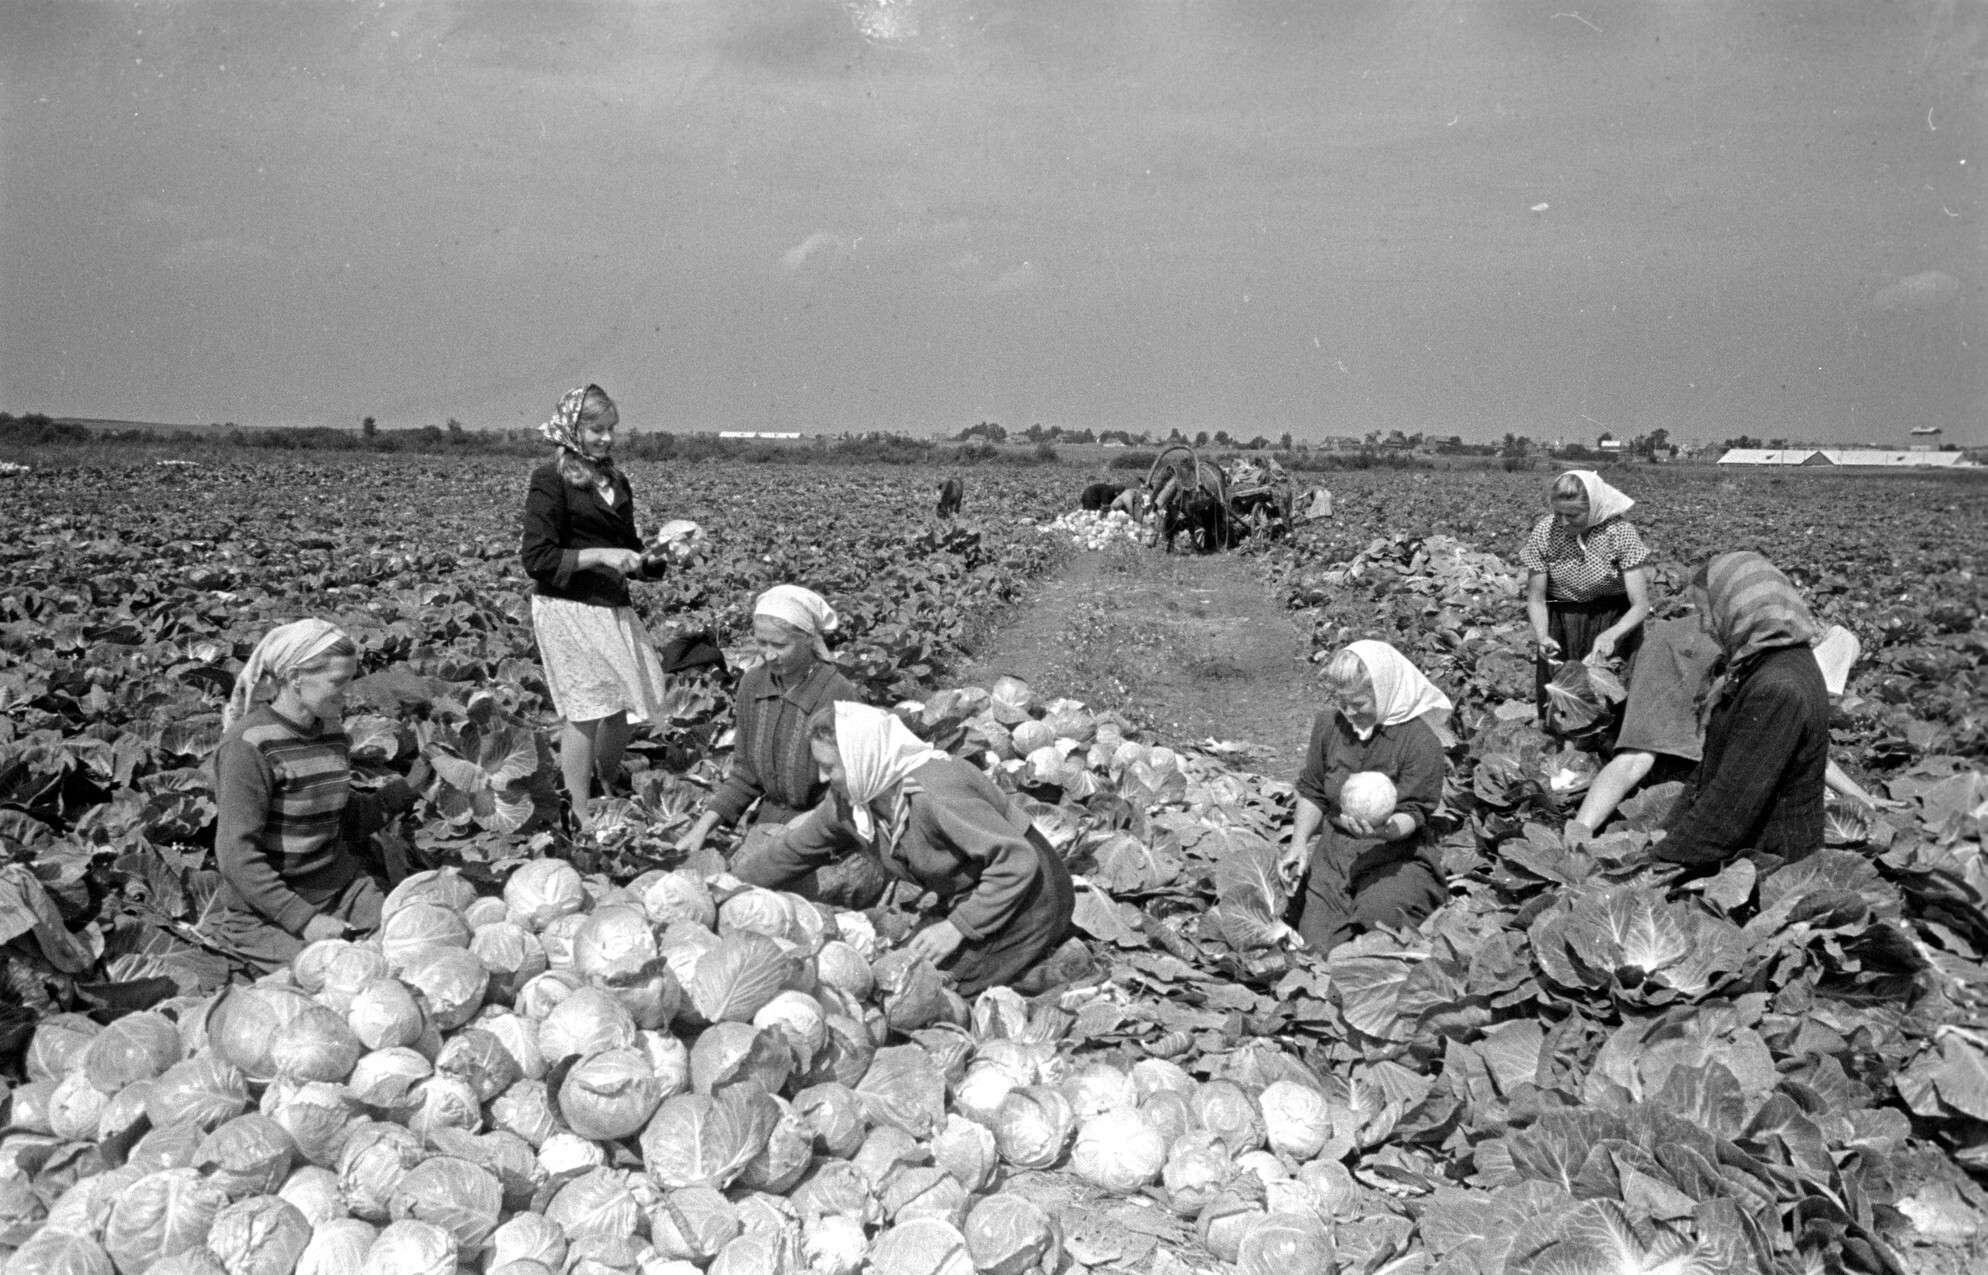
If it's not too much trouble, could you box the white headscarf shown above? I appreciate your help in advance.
[1344,640,1453,741]
[1811,624,1860,697]
[754,585,839,662]
[223,618,351,730]
[832,702,947,841]
[1557,470,1635,528]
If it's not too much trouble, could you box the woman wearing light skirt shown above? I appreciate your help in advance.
[520,383,670,838]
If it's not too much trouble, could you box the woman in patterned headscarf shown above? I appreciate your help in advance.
[1655,552,1831,867]
[519,383,671,838]
[733,702,1078,997]
[1518,470,1652,727]
[1278,641,1454,953]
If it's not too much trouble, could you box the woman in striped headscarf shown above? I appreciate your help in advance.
[1655,552,1831,867]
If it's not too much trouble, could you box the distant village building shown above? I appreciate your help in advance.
[1596,437,1628,455]
[717,431,803,440]
[1716,447,1975,469]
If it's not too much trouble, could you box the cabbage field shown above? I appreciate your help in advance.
[1,454,1985,1275]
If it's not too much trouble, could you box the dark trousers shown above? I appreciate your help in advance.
[1290,832,1443,954]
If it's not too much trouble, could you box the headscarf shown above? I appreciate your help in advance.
[754,585,839,662]
[538,385,593,456]
[1553,470,1635,530]
[1811,624,1861,697]
[1343,640,1453,741]
[1701,552,1823,667]
[1552,470,1637,571]
[831,702,947,842]
[223,618,351,730]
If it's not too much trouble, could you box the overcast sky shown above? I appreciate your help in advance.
[3,1,1982,444]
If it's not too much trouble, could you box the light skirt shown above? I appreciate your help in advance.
[531,595,669,725]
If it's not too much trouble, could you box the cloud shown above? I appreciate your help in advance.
[1871,270,1960,314]
[782,230,845,272]
[988,260,1039,294]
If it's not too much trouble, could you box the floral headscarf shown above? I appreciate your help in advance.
[224,618,351,730]
[832,702,947,843]
[755,585,839,662]
[538,385,595,456]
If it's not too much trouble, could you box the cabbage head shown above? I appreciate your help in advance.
[143,1252,228,1275]
[380,902,472,970]
[1070,1108,1167,1193]
[572,905,660,984]
[80,1011,183,1093]
[127,1120,208,1174]
[346,1047,431,1116]
[397,946,489,1031]
[952,1063,1021,1128]
[275,1166,347,1228]
[403,1074,482,1142]
[1257,1080,1332,1160]
[689,1023,794,1098]
[381,867,480,921]
[471,922,549,1002]
[868,1218,974,1275]
[365,1219,458,1275]
[735,1102,814,1195]
[103,1168,229,1273]
[1192,1079,1266,1155]
[646,1186,742,1264]
[268,1002,362,1084]
[639,1089,779,1191]
[503,859,589,931]
[544,1167,646,1240]
[293,1218,377,1275]
[207,1194,312,1275]
[346,978,427,1051]
[147,1055,250,1132]
[855,1045,945,1139]
[537,912,588,970]
[49,1072,110,1142]
[685,932,795,1025]
[5,1229,116,1275]
[1162,1132,1234,1217]
[25,1011,102,1082]
[1060,1062,1137,1121]
[879,1166,968,1228]
[930,1115,998,1192]
[1139,1089,1196,1145]
[512,969,583,1021]
[388,1156,503,1253]
[489,1213,567,1272]
[536,1132,606,1177]
[716,887,795,941]
[194,1114,296,1201]
[788,1161,878,1228]
[6,1079,56,1136]
[43,1166,142,1239]
[636,871,717,930]
[263,1079,360,1168]
[315,945,392,1015]
[990,1087,1075,1170]
[963,1194,1061,1275]
[1195,1186,1269,1263]
[870,951,947,1034]
[489,1078,558,1148]
[472,1010,548,1081]
[435,1028,524,1103]
[1129,1057,1197,1100]
[559,1047,666,1142]
[798,1014,875,1091]
[335,1120,425,1223]
[790,1084,866,1159]
[1235,1212,1335,1275]
[810,942,874,1002]
[537,986,638,1065]
[801,1214,866,1275]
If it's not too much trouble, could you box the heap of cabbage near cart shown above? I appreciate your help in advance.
[4,852,1351,1275]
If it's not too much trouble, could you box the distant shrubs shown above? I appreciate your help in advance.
[0,413,91,446]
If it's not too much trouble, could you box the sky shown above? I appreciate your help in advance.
[3,0,1983,445]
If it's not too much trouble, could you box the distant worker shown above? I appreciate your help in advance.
[936,476,964,519]
[519,383,672,839]
[1519,470,1652,729]
[1108,486,1149,520]
[1079,481,1126,512]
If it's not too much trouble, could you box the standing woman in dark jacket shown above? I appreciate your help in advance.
[1657,552,1830,868]
[519,384,670,837]
[1278,641,1452,953]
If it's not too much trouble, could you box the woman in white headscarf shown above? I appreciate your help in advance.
[735,702,1079,997]
[678,586,882,905]
[207,619,428,972]
[1518,470,1653,728]
[1278,641,1453,953]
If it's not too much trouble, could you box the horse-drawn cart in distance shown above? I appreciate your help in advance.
[1145,444,1296,552]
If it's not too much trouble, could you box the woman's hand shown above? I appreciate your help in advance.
[1276,840,1307,889]
[1589,630,1619,662]
[1532,633,1562,661]
[302,914,348,943]
[906,919,965,965]
[677,811,721,856]
[1334,812,1413,840]
[580,547,644,576]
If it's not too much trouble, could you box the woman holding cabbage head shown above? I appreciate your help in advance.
[732,702,1075,997]
[206,619,428,972]
[677,585,884,906]
[1278,641,1451,953]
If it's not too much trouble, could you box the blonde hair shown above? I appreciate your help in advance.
[1549,472,1586,504]
[556,385,618,490]
[1323,648,1368,692]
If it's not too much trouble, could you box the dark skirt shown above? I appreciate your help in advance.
[199,871,384,976]
[1289,829,1443,954]
[941,826,1075,998]
[1535,593,1638,721]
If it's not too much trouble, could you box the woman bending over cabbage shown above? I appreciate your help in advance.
[733,702,1076,997]
[1277,641,1452,954]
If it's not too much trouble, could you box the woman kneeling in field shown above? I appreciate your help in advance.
[1654,552,1834,867]
[207,619,427,972]
[733,702,1076,997]
[676,585,885,906]
[1280,641,1452,953]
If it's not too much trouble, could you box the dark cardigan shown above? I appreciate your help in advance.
[519,460,655,608]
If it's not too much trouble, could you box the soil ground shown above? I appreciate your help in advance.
[954,539,1320,781]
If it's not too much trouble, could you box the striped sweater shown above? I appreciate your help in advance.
[212,705,412,934]
[705,661,865,825]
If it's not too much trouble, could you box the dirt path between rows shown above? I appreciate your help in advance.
[953,540,1321,780]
